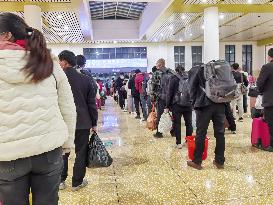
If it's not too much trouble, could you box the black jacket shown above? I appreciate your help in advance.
[232,71,249,87]
[257,61,273,107]
[65,67,98,129]
[188,65,212,109]
[166,73,191,110]
[128,76,139,97]
[115,77,124,91]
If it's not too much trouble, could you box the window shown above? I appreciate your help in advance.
[83,47,147,60]
[225,45,235,65]
[192,46,202,66]
[174,46,185,68]
[242,45,253,75]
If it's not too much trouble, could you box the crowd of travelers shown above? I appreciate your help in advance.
[0,12,273,205]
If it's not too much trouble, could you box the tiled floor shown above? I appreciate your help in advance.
[59,99,273,205]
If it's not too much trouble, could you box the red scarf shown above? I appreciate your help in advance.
[15,40,26,49]
[0,41,25,50]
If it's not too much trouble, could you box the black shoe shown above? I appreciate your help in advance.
[187,161,202,170]
[170,129,175,137]
[135,115,141,119]
[153,132,163,138]
[213,160,224,169]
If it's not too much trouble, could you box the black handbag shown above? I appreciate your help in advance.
[251,107,263,119]
[87,132,113,168]
[248,86,259,97]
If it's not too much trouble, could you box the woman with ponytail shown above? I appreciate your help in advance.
[0,13,76,205]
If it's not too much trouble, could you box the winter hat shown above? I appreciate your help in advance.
[135,69,141,74]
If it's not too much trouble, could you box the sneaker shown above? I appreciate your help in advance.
[238,117,243,122]
[135,115,141,119]
[213,160,224,169]
[153,132,163,138]
[264,146,273,152]
[142,118,147,122]
[187,161,202,170]
[176,144,183,149]
[231,131,236,134]
[59,182,66,190]
[72,179,88,192]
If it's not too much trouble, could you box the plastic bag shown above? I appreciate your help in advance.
[158,111,172,133]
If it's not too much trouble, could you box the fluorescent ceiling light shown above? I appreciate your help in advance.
[247,0,253,3]
[57,15,63,19]
[181,15,186,20]
[201,0,207,3]
[219,13,225,19]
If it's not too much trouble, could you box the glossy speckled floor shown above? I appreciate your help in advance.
[59,99,273,205]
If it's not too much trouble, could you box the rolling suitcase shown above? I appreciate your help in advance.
[251,117,271,149]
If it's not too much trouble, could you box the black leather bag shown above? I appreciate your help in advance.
[248,86,259,97]
[87,132,113,168]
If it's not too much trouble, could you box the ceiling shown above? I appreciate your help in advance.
[89,1,148,20]
[1,0,273,45]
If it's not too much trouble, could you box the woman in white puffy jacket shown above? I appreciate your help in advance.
[0,13,76,205]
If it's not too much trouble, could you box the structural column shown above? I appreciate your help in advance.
[204,7,219,63]
[24,5,42,32]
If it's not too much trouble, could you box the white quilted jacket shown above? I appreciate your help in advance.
[0,50,77,161]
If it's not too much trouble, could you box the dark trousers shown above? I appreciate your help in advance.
[264,107,273,147]
[133,95,141,116]
[118,91,125,109]
[243,94,248,113]
[0,148,63,205]
[194,103,225,165]
[61,129,90,187]
[140,95,148,120]
[156,98,166,133]
[172,104,193,144]
[225,103,236,131]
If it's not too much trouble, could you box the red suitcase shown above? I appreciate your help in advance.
[251,118,271,149]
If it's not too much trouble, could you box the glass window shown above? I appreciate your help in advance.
[174,46,185,68]
[242,45,253,75]
[225,45,235,65]
[192,46,202,66]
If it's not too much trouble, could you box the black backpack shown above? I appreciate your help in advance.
[174,74,191,106]
[158,68,175,101]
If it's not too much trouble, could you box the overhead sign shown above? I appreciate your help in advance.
[86,58,148,69]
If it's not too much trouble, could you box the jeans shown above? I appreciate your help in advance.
[140,95,148,120]
[156,98,166,133]
[231,94,244,119]
[61,129,90,187]
[0,148,63,205]
[172,104,193,145]
[264,107,273,147]
[225,103,236,131]
[194,103,225,165]
[147,95,152,115]
[133,95,141,116]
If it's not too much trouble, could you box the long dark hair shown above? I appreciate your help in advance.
[0,13,53,83]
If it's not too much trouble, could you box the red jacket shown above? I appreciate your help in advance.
[135,73,145,94]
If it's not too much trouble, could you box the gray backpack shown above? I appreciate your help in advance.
[201,60,238,103]
[174,74,191,106]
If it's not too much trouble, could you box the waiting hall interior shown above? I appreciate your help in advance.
[0,0,273,205]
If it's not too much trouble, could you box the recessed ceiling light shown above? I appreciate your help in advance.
[201,0,207,3]
[57,15,63,19]
[160,33,163,37]
[132,41,135,43]
[219,13,225,19]
[201,25,205,29]
[179,38,183,42]
[64,25,69,30]
[190,33,193,36]
[169,25,174,30]
[181,14,186,20]
[113,40,117,44]
[247,0,253,3]
[46,40,49,43]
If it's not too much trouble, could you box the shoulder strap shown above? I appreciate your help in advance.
[52,74,58,90]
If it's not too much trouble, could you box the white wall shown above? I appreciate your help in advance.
[48,41,265,74]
